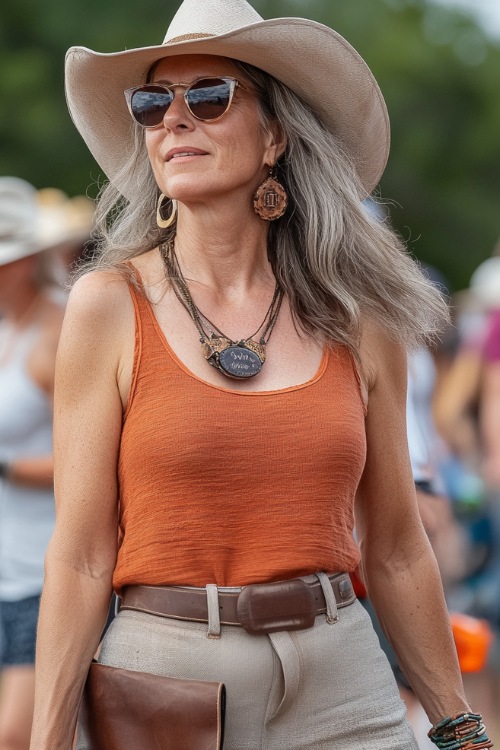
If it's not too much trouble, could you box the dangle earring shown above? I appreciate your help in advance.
[253,166,288,221]
[156,194,177,229]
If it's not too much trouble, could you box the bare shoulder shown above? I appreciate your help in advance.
[66,268,132,322]
[58,269,134,377]
[359,317,407,394]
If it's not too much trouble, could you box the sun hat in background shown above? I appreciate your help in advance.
[468,256,500,311]
[65,0,390,199]
[0,178,95,269]
[36,188,94,252]
[0,177,40,267]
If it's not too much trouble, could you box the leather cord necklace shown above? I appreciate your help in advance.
[160,241,284,380]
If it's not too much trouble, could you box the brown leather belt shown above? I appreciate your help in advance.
[120,572,356,635]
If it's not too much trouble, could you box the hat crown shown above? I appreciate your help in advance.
[163,0,263,44]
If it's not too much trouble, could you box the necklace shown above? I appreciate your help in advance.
[161,241,284,380]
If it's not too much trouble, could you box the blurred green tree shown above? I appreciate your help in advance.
[1,0,499,289]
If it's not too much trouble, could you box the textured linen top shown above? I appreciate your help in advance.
[113,281,367,590]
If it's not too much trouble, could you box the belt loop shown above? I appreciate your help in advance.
[316,571,338,624]
[206,584,221,639]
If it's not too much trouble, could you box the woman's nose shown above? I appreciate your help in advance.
[162,89,193,129]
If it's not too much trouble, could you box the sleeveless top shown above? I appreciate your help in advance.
[0,325,55,601]
[113,282,367,591]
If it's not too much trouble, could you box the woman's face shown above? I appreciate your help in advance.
[144,54,285,208]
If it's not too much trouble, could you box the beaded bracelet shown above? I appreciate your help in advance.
[428,712,493,749]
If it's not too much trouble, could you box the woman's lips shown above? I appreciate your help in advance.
[166,148,208,162]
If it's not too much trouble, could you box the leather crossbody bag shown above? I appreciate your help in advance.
[79,660,226,750]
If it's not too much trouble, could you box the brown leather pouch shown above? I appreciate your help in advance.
[79,660,226,750]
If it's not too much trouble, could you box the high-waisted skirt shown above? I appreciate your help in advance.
[77,596,418,750]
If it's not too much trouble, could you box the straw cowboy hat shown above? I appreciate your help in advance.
[65,0,390,199]
[0,177,94,267]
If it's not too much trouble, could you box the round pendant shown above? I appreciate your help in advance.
[218,345,263,379]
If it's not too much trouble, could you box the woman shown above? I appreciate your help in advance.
[30,1,493,748]
[0,177,65,750]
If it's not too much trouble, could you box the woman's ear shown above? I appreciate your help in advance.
[264,120,287,167]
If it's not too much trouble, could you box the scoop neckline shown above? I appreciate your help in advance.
[146,301,329,396]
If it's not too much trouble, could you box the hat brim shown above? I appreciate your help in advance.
[65,18,390,199]
[0,243,44,267]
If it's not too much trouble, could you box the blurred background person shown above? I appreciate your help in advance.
[0,177,72,750]
[435,253,500,619]
[477,251,500,489]
[435,253,500,480]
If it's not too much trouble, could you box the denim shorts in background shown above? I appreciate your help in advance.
[0,594,40,667]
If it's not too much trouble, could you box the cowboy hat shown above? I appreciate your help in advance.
[65,0,390,200]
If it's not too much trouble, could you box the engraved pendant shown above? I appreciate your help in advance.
[218,344,264,379]
[201,336,231,362]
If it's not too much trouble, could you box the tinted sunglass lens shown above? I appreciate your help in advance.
[131,87,173,127]
[187,78,232,120]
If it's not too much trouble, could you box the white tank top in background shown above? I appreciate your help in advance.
[0,324,55,601]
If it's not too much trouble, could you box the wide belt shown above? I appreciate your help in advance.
[120,572,356,635]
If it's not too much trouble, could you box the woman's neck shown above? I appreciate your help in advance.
[172,205,274,296]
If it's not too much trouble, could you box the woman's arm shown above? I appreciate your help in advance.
[480,361,500,487]
[433,348,482,464]
[355,323,469,725]
[1,456,54,488]
[30,272,134,750]
[2,301,64,489]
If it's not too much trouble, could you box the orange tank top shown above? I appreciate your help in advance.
[113,281,367,591]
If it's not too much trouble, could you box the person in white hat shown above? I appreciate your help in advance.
[30,1,491,749]
[0,177,66,750]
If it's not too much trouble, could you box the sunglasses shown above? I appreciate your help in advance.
[125,76,247,128]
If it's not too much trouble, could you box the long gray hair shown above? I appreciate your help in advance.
[83,60,447,352]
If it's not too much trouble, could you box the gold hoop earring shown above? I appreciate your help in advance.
[156,194,177,229]
[253,167,288,221]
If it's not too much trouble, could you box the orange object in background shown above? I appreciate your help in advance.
[350,569,368,599]
[450,612,494,673]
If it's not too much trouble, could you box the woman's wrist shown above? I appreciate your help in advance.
[428,712,494,749]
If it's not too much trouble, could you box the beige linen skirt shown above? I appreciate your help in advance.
[77,595,418,750]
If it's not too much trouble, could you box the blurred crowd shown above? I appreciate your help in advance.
[395,251,500,746]
[0,178,94,750]
[0,177,499,747]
